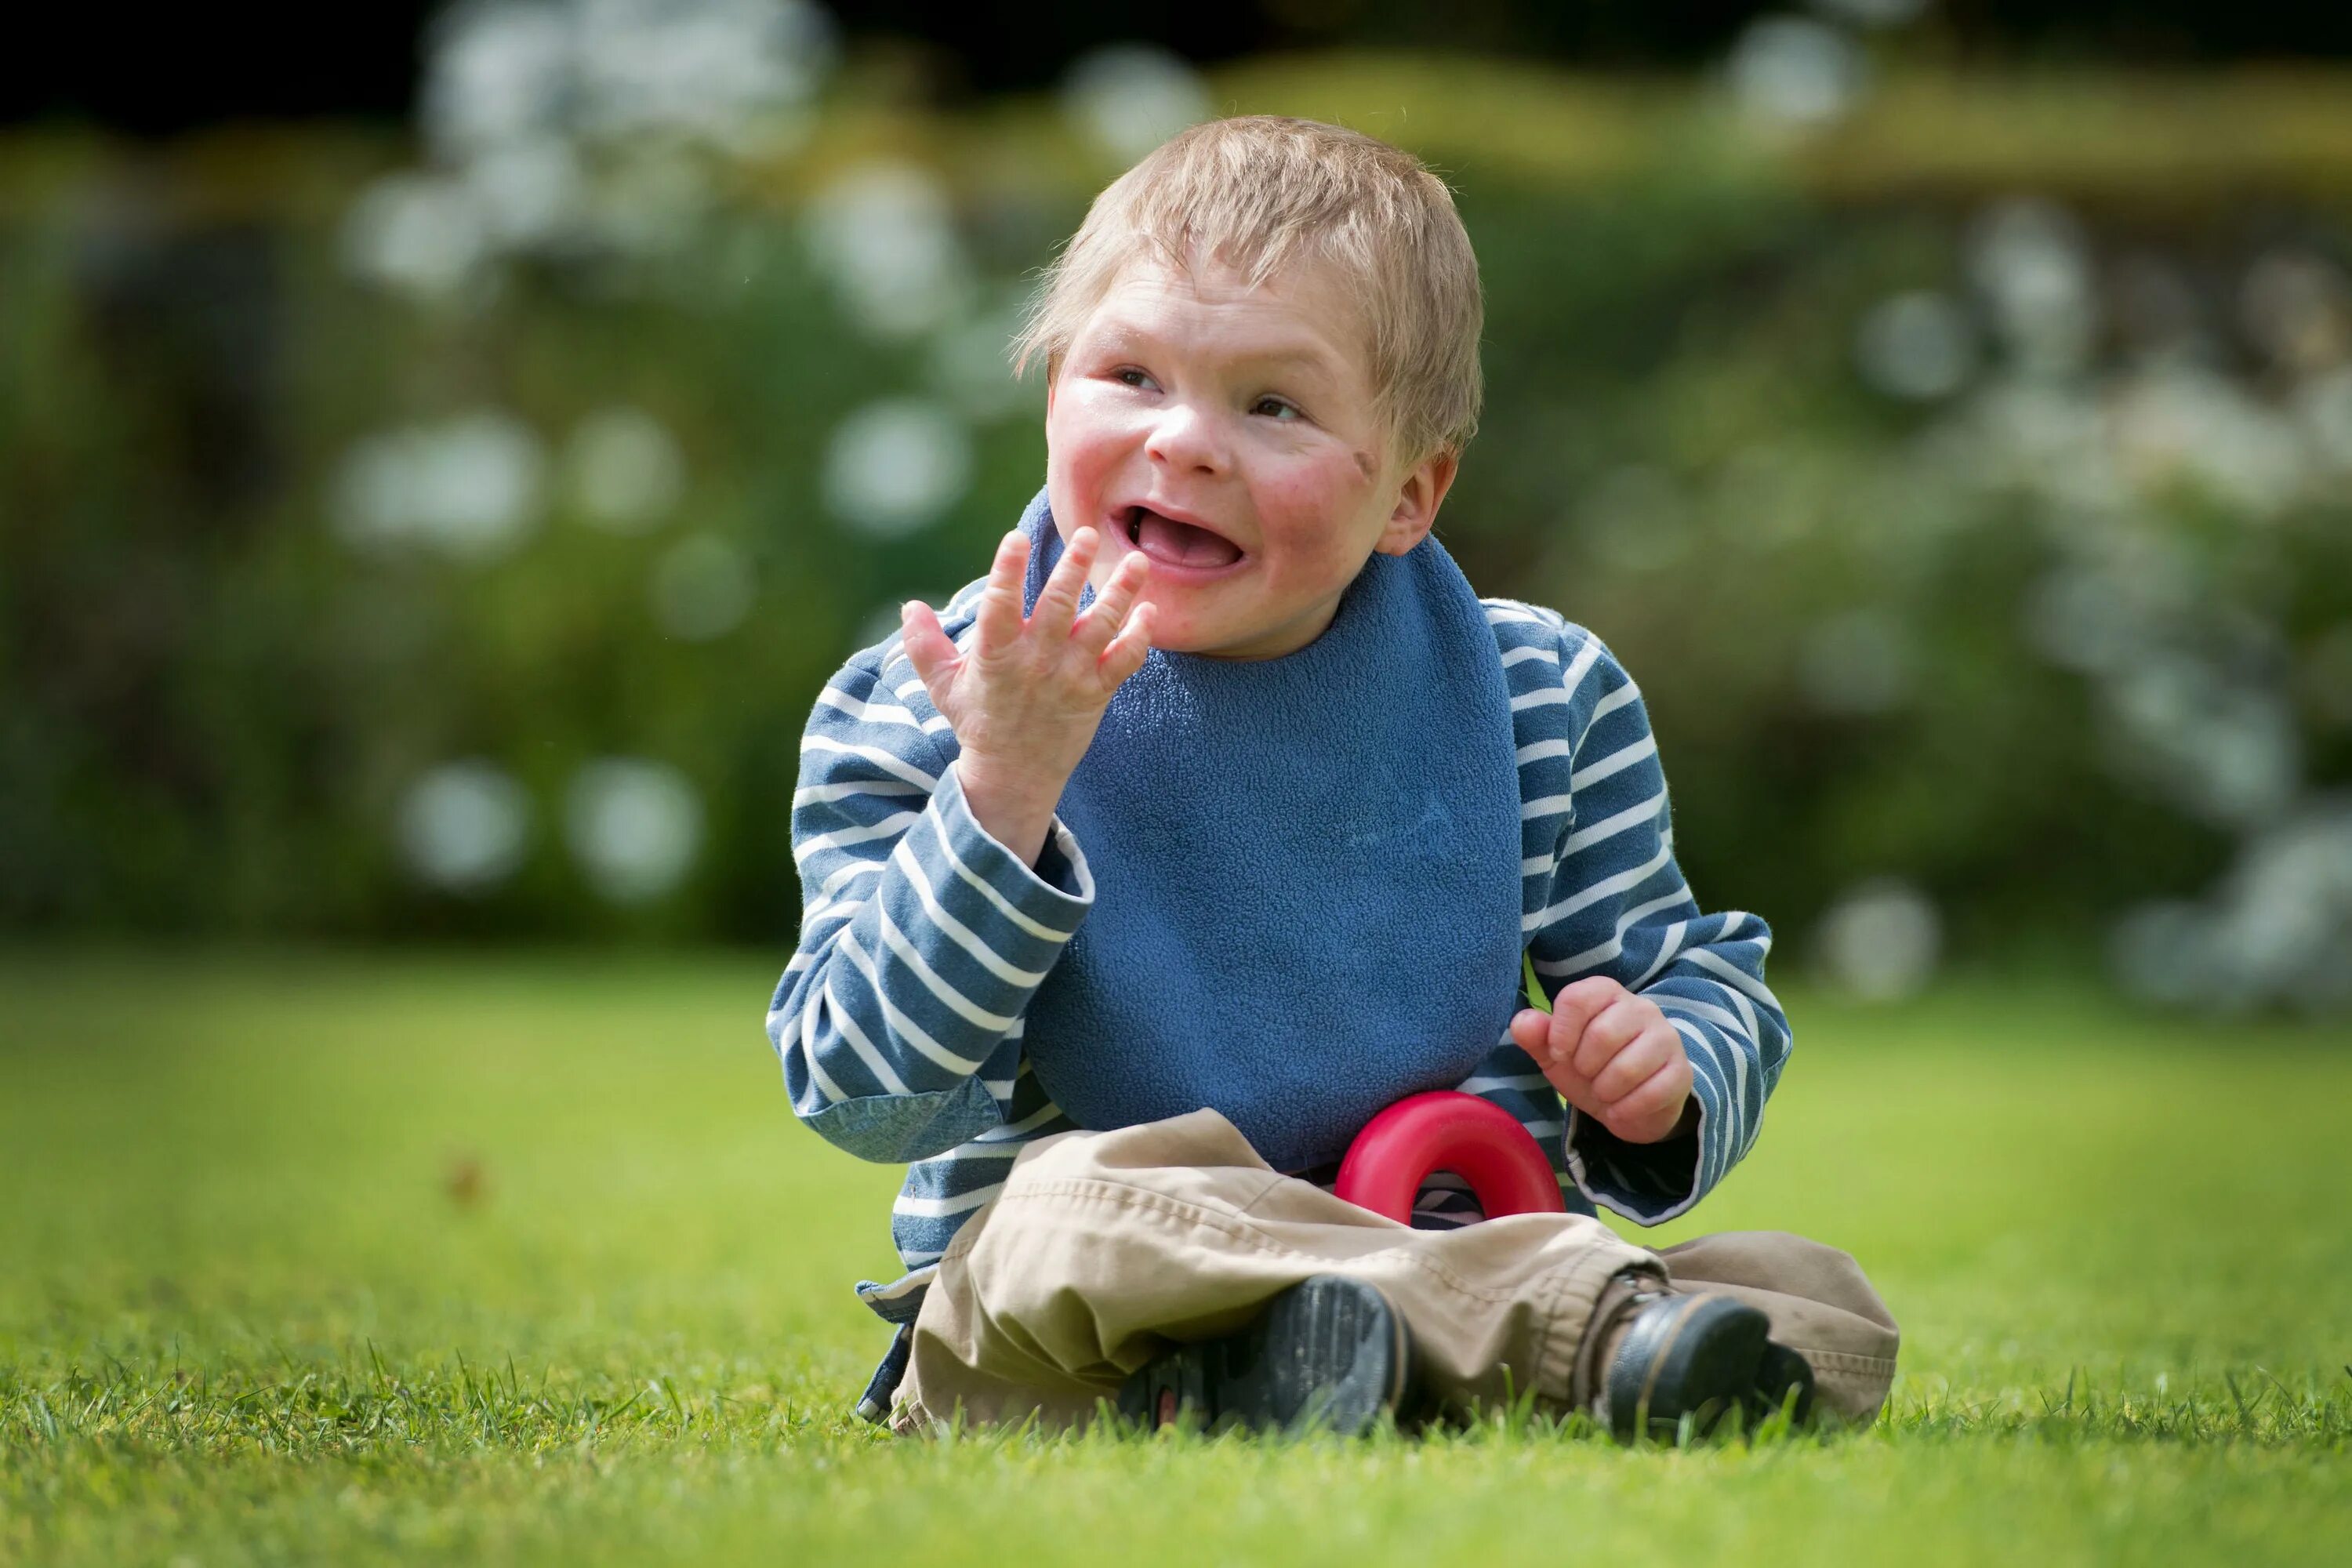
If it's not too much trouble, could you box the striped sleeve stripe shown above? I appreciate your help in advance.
[1526,838,1676,931]
[833,927,988,1075]
[922,803,1083,942]
[816,685,954,733]
[887,837,1054,987]
[797,735,941,790]
[1569,736,1656,793]
[1591,682,1642,722]
[892,1183,1006,1219]
[1683,947,1786,1013]
[793,809,925,864]
[1534,888,1695,978]
[825,980,915,1096]
[1558,791,1665,856]
[873,906,1018,1031]
[1559,634,1607,699]
[794,779,930,808]
[1517,738,1576,766]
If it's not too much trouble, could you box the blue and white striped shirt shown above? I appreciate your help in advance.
[769,578,1791,1323]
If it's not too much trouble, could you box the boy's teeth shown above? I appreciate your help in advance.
[1132,509,1241,569]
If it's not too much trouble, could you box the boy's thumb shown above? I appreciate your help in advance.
[898,601,955,697]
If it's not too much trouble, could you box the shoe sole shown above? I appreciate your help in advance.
[1117,1275,1409,1437]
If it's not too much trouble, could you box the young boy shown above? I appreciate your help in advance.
[770,115,1898,1438]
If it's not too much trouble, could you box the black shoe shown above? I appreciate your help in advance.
[1603,1292,1816,1440]
[1116,1275,1415,1437]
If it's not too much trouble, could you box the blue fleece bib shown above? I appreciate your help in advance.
[1012,488,1526,1172]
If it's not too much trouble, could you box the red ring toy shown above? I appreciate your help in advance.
[1333,1091,1566,1224]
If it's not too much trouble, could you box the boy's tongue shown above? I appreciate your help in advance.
[1135,510,1242,570]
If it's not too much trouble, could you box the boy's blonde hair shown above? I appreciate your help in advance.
[1011,114,1483,469]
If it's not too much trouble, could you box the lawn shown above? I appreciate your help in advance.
[2,950,2348,1566]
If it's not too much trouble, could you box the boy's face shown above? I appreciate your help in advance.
[1044,253,1457,661]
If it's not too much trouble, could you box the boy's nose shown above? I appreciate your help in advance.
[1145,402,1229,475]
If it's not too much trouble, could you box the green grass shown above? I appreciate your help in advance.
[2,950,2348,1566]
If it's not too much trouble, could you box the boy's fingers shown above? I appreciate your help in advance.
[1508,1008,1549,1058]
[1073,553,1149,655]
[972,531,1029,655]
[898,601,958,702]
[1033,526,1099,639]
[1602,1062,1691,1143]
[1570,996,1650,1081]
[1543,1056,1606,1123]
[1098,602,1155,686]
[1589,1025,1671,1103]
[1544,976,1624,1065]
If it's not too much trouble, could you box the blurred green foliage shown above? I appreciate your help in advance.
[2,57,2348,973]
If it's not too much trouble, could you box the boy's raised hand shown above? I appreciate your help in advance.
[898,525,1154,863]
[1509,977,1694,1146]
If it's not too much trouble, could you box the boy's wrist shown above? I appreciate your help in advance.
[953,754,1067,869]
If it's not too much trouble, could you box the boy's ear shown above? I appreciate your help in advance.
[1374,448,1460,556]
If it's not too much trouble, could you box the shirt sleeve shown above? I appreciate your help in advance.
[1515,615,1793,1225]
[766,627,1094,1165]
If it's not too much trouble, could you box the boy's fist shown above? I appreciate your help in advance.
[1509,977,1694,1146]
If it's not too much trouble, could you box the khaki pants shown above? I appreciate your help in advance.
[896,1109,1899,1432]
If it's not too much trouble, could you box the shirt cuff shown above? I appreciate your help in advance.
[1562,1096,1706,1226]
[934,757,1094,916]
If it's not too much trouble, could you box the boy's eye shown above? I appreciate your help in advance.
[1112,368,1155,389]
[1253,396,1301,421]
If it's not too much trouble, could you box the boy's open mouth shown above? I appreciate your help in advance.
[1123,506,1244,571]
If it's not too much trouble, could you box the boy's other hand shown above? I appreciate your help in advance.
[900,526,1154,863]
[1509,978,1693,1145]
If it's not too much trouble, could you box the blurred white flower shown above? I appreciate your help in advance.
[1809,0,1931,26]
[341,173,492,299]
[2107,900,2221,1009]
[423,0,833,161]
[462,134,588,250]
[1060,44,1211,162]
[1798,608,1914,714]
[804,163,972,339]
[397,759,532,893]
[822,398,974,538]
[1854,290,1974,401]
[1968,199,2096,376]
[572,0,835,151]
[565,757,704,902]
[652,533,755,640]
[332,411,548,561]
[565,406,685,532]
[423,0,576,162]
[2021,564,2142,676]
[1727,17,1866,128]
[2107,365,2307,517]
[2113,797,2352,1011]
[1965,378,2121,508]
[1814,877,1941,1000]
[2101,655,2300,829]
